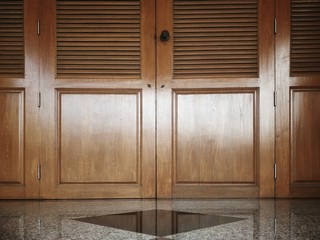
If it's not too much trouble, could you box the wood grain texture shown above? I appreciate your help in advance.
[276,0,320,197]
[257,0,275,198]
[156,0,174,198]
[291,89,320,183]
[157,0,275,198]
[275,0,291,197]
[0,90,24,185]
[40,0,155,199]
[58,90,141,184]
[0,0,40,199]
[0,0,300,199]
[173,90,257,184]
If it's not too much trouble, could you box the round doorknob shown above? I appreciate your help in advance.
[160,30,170,42]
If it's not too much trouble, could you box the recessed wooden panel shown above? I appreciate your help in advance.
[58,89,141,184]
[0,0,24,77]
[173,89,257,184]
[291,89,320,184]
[56,0,141,78]
[0,90,24,185]
[173,0,258,78]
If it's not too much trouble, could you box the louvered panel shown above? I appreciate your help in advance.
[56,0,141,78]
[291,0,320,76]
[0,0,24,77]
[173,0,258,78]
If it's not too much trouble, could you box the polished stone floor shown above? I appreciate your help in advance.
[1,199,320,239]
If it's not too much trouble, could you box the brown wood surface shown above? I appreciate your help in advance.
[157,0,275,198]
[56,0,141,78]
[0,0,40,199]
[58,90,141,184]
[174,90,256,184]
[0,0,25,78]
[173,0,259,78]
[39,0,156,199]
[290,0,320,76]
[1,0,319,199]
[292,90,320,183]
[0,91,24,184]
[276,0,320,197]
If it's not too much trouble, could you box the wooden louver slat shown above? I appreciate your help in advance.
[173,0,258,78]
[56,0,141,78]
[0,0,24,77]
[291,0,320,76]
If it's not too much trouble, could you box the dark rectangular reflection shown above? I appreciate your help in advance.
[75,210,245,237]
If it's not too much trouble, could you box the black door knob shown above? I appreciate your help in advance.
[160,30,170,42]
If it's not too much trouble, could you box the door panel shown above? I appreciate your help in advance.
[0,0,40,199]
[40,0,155,198]
[174,90,257,184]
[0,90,24,185]
[291,90,320,183]
[276,0,320,197]
[58,90,141,184]
[157,0,275,198]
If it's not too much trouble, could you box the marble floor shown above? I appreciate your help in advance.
[1,199,320,239]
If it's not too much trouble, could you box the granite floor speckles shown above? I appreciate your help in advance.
[0,199,320,240]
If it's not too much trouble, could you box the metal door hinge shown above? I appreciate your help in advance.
[274,18,277,34]
[37,20,40,35]
[273,91,277,107]
[274,163,277,179]
[37,162,41,181]
[38,92,41,108]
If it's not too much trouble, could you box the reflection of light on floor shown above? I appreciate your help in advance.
[75,210,245,237]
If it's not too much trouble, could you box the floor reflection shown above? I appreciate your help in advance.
[75,210,244,237]
[0,199,320,239]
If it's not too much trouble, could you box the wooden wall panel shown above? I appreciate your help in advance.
[276,0,320,197]
[0,0,40,199]
[291,89,320,185]
[157,0,274,198]
[173,89,258,185]
[0,90,24,185]
[40,0,155,199]
[58,89,141,184]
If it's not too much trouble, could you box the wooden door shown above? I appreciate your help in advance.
[276,0,320,197]
[3,0,319,200]
[0,0,40,199]
[157,0,275,198]
[39,0,156,198]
